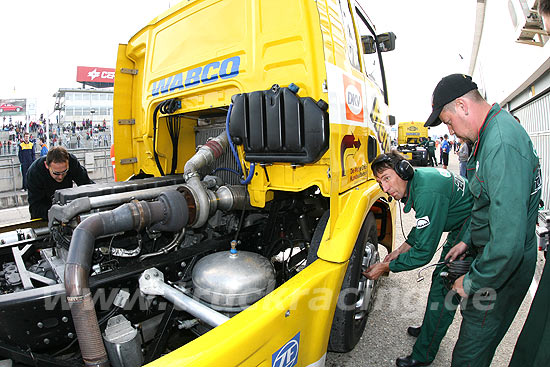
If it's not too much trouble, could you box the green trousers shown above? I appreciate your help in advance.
[509,257,550,367]
[451,246,536,367]
[411,244,461,363]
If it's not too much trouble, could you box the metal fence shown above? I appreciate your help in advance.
[513,91,550,208]
[0,147,114,196]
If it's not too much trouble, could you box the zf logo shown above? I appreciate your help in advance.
[272,332,300,367]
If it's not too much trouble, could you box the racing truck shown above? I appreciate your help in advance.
[396,121,429,166]
[0,1,397,366]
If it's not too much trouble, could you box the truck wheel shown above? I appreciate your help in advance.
[327,212,379,352]
[306,212,380,352]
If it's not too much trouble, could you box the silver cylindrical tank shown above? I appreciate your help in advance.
[192,249,276,312]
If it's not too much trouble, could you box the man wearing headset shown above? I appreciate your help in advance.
[364,151,473,367]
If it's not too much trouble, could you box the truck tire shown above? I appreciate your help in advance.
[328,212,379,352]
[306,211,380,353]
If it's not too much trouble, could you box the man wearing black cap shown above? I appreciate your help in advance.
[425,74,541,366]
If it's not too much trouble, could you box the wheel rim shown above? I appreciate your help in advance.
[354,242,379,321]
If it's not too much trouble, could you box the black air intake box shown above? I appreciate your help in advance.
[229,84,329,164]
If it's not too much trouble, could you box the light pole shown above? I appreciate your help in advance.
[90,108,96,149]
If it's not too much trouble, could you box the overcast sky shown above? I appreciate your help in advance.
[0,0,476,137]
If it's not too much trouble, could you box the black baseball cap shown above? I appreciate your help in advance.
[425,74,478,127]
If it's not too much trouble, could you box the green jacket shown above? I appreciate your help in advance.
[463,103,542,295]
[420,139,436,154]
[390,168,473,272]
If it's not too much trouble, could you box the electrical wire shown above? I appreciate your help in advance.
[152,104,165,176]
[152,98,181,176]
[166,114,181,174]
[211,167,241,177]
[398,201,407,240]
[225,104,256,184]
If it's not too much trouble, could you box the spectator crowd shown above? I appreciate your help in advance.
[0,118,111,155]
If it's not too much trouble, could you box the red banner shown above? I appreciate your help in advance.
[76,66,115,83]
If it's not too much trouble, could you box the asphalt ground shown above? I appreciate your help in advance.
[0,153,545,367]
[326,152,547,367]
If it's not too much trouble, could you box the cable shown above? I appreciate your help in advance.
[416,261,446,282]
[211,167,241,177]
[167,115,181,174]
[225,104,256,184]
[152,104,165,176]
[225,104,242,176]
[152,98,181,176]
[398,201,407,240]
[416,258,472,287]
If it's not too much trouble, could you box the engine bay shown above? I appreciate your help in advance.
[0,123,327,367]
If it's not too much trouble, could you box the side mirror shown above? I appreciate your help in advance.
[361,35,376,54]
[377,32,396,52]
[361,32,397,54]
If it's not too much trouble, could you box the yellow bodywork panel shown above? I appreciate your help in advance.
[113,0,397,266]
[147,259,347,367]
[114,0,328,188]
[111,0,397,365]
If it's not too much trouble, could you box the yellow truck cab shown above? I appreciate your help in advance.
[396,121,429,166]
[0,1,396,367]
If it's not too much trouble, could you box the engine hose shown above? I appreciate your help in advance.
[225,104,256,184]
[241,162,255,185]
[64,191,187,367]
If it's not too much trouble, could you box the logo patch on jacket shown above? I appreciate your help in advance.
[416,216,430,229]
[436,168,451,177]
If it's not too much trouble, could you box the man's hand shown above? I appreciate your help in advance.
[445,241,468,262]
[384,249,400,263]
[383,242,411,262]
[362,262,390,280]
[452,275,468,298]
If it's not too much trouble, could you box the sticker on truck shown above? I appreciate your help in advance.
[272,332,300,367]
[151,55,241,97]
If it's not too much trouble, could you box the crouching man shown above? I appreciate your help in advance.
[364,152,473,367]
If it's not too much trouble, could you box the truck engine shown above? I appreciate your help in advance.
[0,98,329,367]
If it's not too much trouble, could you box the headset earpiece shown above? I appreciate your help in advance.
[374,153,414,181]
[394,159,414,181]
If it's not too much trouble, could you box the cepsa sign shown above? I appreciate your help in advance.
[77,66,116,83]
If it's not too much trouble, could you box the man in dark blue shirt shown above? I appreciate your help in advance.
[18,132,35,190]
[440,134,450,169]
[27,146,94,220]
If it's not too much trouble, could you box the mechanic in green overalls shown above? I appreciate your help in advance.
[364,151,473,367]
[419,137,437,167]
[509,2,550,365]
[425,73,541,367]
